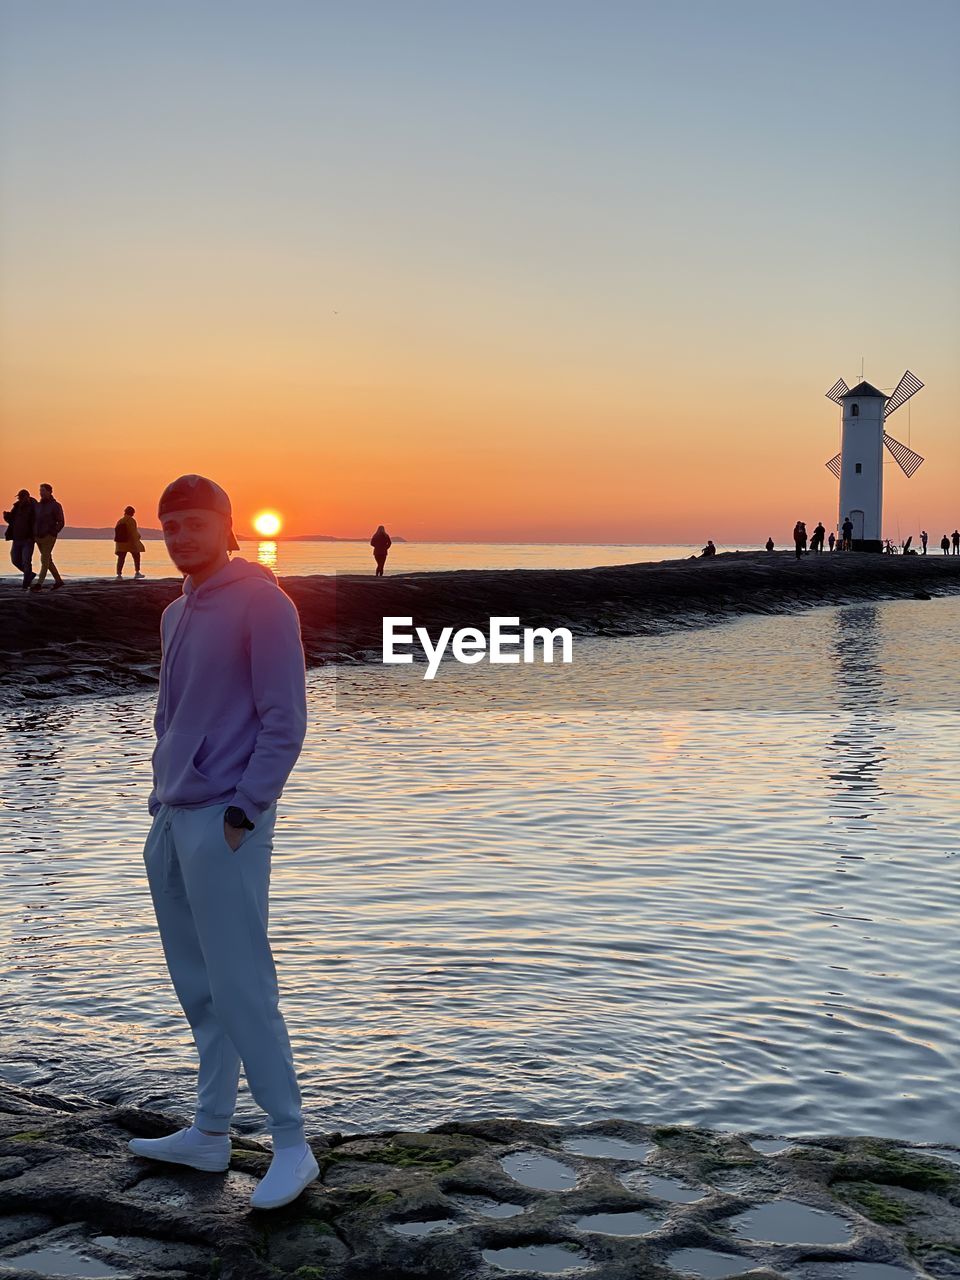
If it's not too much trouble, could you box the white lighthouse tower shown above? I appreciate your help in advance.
[824,371,925,552]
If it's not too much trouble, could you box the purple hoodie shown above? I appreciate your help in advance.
[148,557,307,820]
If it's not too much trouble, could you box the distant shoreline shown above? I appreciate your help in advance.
[2,550,959,705]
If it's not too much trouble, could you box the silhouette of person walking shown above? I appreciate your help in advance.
[811,521,826,553]
[953,530,960,556]
[793,521,807,559]
[4,489,37,589]
[841,516,854,551]
[828,531,836,552]
[370,525,392,576]
[765,537,774,552]
[114,506,146,580]
[941,534,950,555]
[30,483,65,590]
[920,530,928,555]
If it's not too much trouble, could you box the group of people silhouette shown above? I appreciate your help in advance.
[4,485,398,589]
[3,484,65,590]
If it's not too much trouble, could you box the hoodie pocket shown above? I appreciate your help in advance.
[152,730,215,805]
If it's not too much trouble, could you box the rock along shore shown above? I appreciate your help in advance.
[1,551,959,705]
[0,1079,958,1279]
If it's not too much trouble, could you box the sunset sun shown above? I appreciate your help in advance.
[253,511,282,538]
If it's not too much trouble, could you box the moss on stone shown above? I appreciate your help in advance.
[320,1143,457,1175]
[5,1130,44,1141]
[836,1182,910,1224]
[292,1269,326,1279]
[905,1233,960,1260]
[832,1141,959,1193]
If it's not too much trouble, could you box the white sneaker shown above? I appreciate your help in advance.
[250,1142,320,1210]
[135,572,145,579]
[127,1125,231,1172]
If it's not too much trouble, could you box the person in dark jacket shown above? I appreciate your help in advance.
[30,483,65,590]
[3,489,37,589]
[953,530,960,555]
[114,506,146,579]
[942,534,951,555]
[920,530,928,555]
[370,524,392,576]
[811,521,826,553]
[793,520,807,559]
[765,537,774,552]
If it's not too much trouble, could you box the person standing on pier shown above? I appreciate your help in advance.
[953,530,959,555]
[920,530,928,555]
[370,524,392,575]
[113,506,146,580]
[129,473,318,1210]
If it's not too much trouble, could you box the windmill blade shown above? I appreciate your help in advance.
[883,433,925,477]
[825,378,849,406]
[883,369,923,419]
[825,452,842,479]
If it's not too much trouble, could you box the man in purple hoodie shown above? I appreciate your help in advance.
[128,474,318,1210]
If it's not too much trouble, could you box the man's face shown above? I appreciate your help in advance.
[161,507,227,575]
[39,486,51,499]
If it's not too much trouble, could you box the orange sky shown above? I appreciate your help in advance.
[1,4,958,543]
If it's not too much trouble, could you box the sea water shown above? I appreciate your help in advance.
[0,597,957,1143]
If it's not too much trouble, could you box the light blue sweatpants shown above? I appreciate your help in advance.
[143,799,305,1149]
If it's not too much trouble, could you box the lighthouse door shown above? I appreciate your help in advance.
[850,509,865,540]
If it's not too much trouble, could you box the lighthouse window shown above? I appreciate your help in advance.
[855,463,862,474]
[851,404,859,416]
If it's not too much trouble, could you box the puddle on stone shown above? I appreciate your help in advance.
[453,1194,525,1218]
[619,1168,707,1202]
[482,1243,587,1273]
[500,1151,578,1191]
[388,1217,458,1237]
[0,1247,126,1278]
[666,1247,752,1278]
[729,1199,851,1245]
[794,1264,919,1280]
[561,1135,653,1162]
[573,1209,659,1235]
[750,1138,795,1155]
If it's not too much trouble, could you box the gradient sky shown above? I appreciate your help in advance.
[1,0,957,542]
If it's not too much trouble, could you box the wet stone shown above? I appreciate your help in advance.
[0,1244,127,1277]
[750,1138,797,1155]
[572,1208,660,1235]
[323,1158,399,1187]
[500,1150,578,1191]
[452,1194,526,1218]
[561,1135,654,1162]
[90,1233,211,1270]
[0,1215,57,1246]
[729,1199,852,1245]
[918,1146,960,1166]
[666,1246,754,1277]
[388,1217,459,1237]
[619,1169,707,1202]
[793,1264,921,1280]
[482,1242,589,1273]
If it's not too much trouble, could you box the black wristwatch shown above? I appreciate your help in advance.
[224,805,255,831]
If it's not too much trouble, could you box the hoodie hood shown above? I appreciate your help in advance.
[182,556,277,597]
